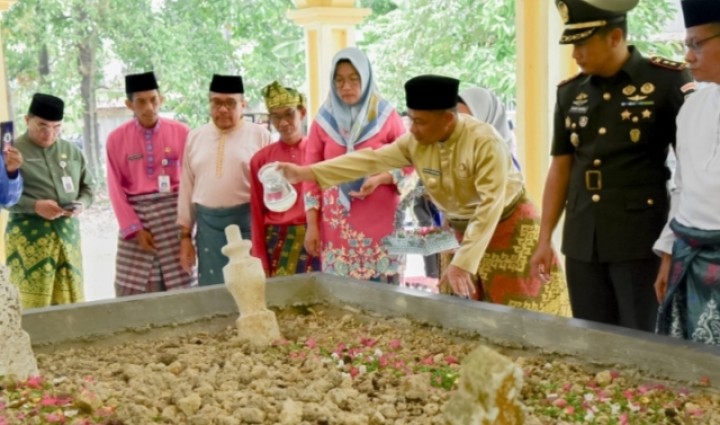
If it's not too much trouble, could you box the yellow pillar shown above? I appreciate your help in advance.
[515,1,576,205]
[0,1,16,264]
[288,0,371,119]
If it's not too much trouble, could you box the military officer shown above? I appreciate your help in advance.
[531,0,695,331]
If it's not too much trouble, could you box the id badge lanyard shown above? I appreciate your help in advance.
[158,147,171,193]
[59,155,74,193]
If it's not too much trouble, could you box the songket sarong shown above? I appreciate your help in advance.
[265,224,320,276]
[115,192,197,296]
[656,219,720,345]
[5,214,84,309]
[195,203,250,286]
[441,195,572,317]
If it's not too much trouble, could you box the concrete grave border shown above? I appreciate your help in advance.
[22,273,720,386]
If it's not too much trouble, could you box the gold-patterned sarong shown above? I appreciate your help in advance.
[441,196,572,317]
[5,214,84,309]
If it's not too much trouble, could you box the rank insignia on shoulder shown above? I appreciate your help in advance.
[650,56,687,71]
[558,72,583,87]
[681,81,696,93]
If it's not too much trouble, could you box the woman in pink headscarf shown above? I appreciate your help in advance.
[304,47,408,283]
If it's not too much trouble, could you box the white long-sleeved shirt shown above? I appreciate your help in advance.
[654,83,720,254]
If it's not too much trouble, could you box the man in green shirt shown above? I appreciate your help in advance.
[7,93,95,309]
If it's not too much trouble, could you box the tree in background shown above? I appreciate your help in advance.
[2,0,679,187]
[359,0,679,110]
[1,0,303,188]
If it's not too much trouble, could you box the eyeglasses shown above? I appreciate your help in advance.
[333,76,361,88]
[32,121,62,134]
[269,110,297,124]
[210,98,238,110]
[684,33,720,52]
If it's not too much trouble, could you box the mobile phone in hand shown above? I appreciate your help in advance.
[0,121,13,151]
[62,202,83,211]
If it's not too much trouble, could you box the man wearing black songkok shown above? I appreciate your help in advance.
[276,75,572,317]
[532,0,695,332]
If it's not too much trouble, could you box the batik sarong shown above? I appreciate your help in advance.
[115,192,197,296]
[265,224,320,276]
[442,195,572,317]
[656,219,720,345]
[195,203,250,286]
[5,214,84,309]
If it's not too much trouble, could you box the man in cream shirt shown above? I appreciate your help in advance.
[177,74,271,285]
[278,75,570,316]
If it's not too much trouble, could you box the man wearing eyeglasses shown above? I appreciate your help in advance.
[247,81,320,277]
[654,0,720,345]
[106,71,197,296]
[531,0,695,332]
[7,93,95,309]
[177,74,271,285]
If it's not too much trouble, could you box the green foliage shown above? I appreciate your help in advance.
[359,0,679,110]
[1,0,682,174]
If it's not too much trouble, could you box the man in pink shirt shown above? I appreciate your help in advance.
[106,71,197,296]
[249,81,320,276]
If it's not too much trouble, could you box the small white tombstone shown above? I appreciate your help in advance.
[222,224,281,347]
[0,265,39,379]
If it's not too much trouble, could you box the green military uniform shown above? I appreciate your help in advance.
[552,0,695,330]
[6,94,95,309]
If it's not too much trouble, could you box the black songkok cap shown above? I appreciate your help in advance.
[681,0,720,28]
[556,0,639,44]
[209,74,244,94]
[404,75,460,111]
[125,71,159,95]
[28,93,64,121]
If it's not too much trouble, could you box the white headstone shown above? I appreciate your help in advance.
[0,265,39,379]
[222,225,281,347]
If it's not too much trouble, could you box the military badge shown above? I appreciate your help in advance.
[603,93,612,101]
[628,94,647,102]
[570,132,580,147]
[565,116,572,129]
[557,1,569,23]
[630,129,641,143]
[640,83,655,95]
[573,92,589,106]
[641,109,652,119]
[622,85,637,96]
[579,116,588,128]
[621,109,631,121]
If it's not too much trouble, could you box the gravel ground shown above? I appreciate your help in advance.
[79,198,119,302]
[2,305,719,424]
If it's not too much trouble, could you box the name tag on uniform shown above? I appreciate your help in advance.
[61,176,75,193]
[158,175,171,193]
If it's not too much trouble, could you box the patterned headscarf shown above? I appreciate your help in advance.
[262,81,305,110]
[315,47,394,151]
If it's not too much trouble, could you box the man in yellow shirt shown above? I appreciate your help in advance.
[279,75,570,316]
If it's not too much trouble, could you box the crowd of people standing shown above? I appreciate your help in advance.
[1,0,718,348]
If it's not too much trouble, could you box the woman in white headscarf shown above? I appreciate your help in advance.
[303,47,409,283]
[458,87,521,171]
